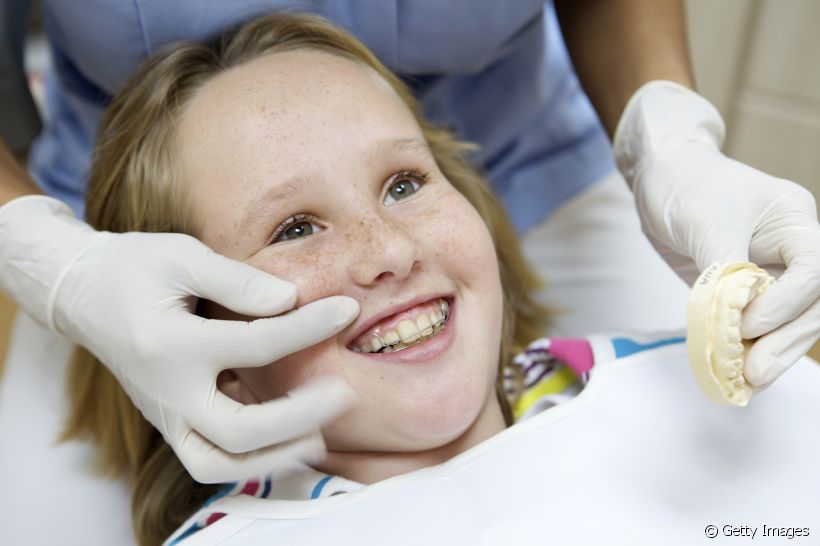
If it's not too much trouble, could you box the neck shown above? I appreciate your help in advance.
[315,394,506,485]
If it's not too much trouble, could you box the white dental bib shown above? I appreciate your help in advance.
[172,339,820,545]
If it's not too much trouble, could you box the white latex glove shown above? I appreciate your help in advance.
[0,196,360,483]
[614,80,820,388]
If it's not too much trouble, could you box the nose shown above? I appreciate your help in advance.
[347,212,420,287]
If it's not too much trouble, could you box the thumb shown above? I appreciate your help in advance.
[184,246,298,317]
[744,298,820,387]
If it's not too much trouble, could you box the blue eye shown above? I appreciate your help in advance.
[383,170,428,205]
[280,221,313,240]
[272,213,322,243]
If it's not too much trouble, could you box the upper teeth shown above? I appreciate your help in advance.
[355,299,449,354]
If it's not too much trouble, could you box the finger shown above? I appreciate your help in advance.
[184,246,298,317]
[742,227,820,339]
[176,428,327,484]
[744,298,820,387]
[181,295,359,368]
[190,376,358,454]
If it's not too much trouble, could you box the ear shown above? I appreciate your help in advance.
[216,369,262,404]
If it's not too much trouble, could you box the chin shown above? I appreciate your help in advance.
[405,389,489,446]
[324,380,493,453]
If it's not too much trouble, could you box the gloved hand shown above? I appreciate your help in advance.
[0,196,360,483]
[614,80,820,388]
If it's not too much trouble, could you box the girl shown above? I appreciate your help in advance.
[64,12,594,545]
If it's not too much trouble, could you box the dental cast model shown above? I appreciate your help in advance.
[686,262,775,406]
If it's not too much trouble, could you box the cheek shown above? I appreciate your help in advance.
[210,238,354,401]
[246,244,345,306]
[422,191,499,291]
[235,341,341,401]
[436,191,505,396]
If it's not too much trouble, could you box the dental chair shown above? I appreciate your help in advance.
[0,313,134,545]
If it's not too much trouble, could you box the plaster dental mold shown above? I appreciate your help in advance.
[686,261,775,406]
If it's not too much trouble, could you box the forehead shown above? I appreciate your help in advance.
[176,49,419,161]
[173,48,426,246]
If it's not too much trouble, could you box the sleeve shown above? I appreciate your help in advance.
[0,0,42,153]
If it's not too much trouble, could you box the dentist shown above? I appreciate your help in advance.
[0,0,818,486]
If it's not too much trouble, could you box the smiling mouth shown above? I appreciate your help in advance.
[351,298,450,354]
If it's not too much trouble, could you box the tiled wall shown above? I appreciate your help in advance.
[688,0,820,212]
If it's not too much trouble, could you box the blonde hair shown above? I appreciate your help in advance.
[63,12,549,546]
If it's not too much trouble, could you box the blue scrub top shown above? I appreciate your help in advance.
[29,0,614,233]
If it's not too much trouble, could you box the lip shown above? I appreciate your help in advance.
[344,292,453,349]
[347,297,457,364]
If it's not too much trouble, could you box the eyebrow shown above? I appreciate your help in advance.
[380,137,432,156]
[236,179,303,239]
[236,137,433,237]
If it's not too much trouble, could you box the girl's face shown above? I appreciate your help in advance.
[176,50,504,454]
